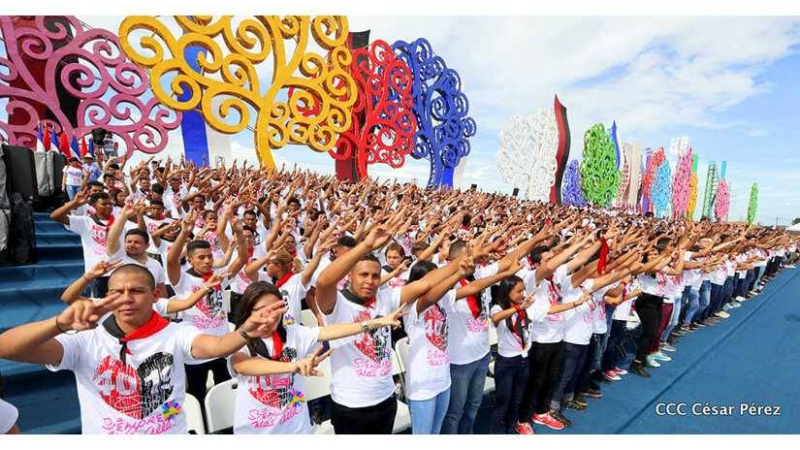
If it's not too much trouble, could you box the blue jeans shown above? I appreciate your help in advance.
[410,389,451,434]
[662,296,682,341]
[696,280,711,322]
[491,355,529,434]
[442,352,490,434]
[551,342,589,410]
[66,185,80,200]
[601,319,627,372]
[681,286,700,326]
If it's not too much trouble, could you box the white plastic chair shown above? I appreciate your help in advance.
[300,309,319,327]
[394,337,410,372]
[204,379,238,433]
[488,326,499,346]
[184,393,206,435]
[222,290,232,315]
[305,359,335,435]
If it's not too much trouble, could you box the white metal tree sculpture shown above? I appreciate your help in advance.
[497,108,559,201]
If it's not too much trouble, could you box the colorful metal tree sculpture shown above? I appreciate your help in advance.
[671,146,693,219]
[747,183,758,225]
[392,38,476,188]
[0,16,181,156]
[562,159,587,207]
[551,95,571,204]
[580,123,620,207]
[641,148,665,214]
[119,15,358,168]
[330,39,416,180]
[714,179,730,222]
[652,160,672,218]
[702,162,718,219]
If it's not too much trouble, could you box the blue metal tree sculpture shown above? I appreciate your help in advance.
[392,38,476,188]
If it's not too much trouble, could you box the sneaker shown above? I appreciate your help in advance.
[602,370,622,381]
[515,422,535,435]
[550,410,573,428]
[614,367,628,376]
[532,412,565,431]
[672,329,687,336]
[715,311,731,319]
[582,388,603,399]
[661,343,677,352]
[564,399,586,411]
[629,362,651,378]
[652,352,672,362]
[646,355,662,367]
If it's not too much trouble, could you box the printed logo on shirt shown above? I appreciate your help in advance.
[352,310,392,377]
[189,285,227,329]
[91,224,109,254]
[93,352,178,434]
[245,348,305,429]
[278,289,296,326]
[465,297,491,333]
[423,306,450,366]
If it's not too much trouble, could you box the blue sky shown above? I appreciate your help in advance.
[3,15,800,225]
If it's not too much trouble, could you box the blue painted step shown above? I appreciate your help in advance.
[0,261,84,282]
[4,367,81,434]
[34,243,83,260]
[36,232,81,245]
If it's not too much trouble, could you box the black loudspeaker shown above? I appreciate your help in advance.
[512,188,520,197]
[91,127,109,146]
[1,144,38,202]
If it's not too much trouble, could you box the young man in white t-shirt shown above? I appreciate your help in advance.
[314,220,450,434]
[51,191,117,297]
[166,209,249,411]
[0,264,284,434]
[106,205,167,298]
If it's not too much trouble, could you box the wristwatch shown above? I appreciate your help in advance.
[360,320,371,333]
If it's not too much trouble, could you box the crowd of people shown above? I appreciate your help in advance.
[0,154,797,435]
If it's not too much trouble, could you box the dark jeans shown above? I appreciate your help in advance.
[492,355,529,434]
[601,319,628,371]
[185,357,232,422]
[578,333,606,391]
[519,341,565,418]
[551,342,589,409]
[703,283,725,320]
[331,395,397,434]
[634,293,663,362]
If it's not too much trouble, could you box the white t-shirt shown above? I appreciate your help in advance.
[228,325,320,434]
[0,398,18,434]
[173,268,232,337]
[67,215,114,273]
[143,216,171,254]
[231,246,268,295]
[491,304,534,358]
[563,279,596,345]
[47,321,202,434]
[638,272,668,297]
[442,262,498,365]
[322,288,401,408]
[402,295,453,401]
[612,280,639,320]
[108,249,166,289]
[63,166,83,186]
[274,272,310,327]
[530,264,571,344]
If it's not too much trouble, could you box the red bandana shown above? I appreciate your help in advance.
[275,271,295,289]
[248,246,255,260]
[121,311,170,347]
[270,331,284,361]
[458,278,482,319]
[597,237,609,275]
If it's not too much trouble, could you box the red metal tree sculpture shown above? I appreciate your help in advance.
[330,39,416,181]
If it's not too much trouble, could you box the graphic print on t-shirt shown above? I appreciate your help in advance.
[464,296,491,332]
[245,348,306,429]
[423,306,450,366]
[191,284,226,328]
[352,310,392,377]
[93,352,177,422]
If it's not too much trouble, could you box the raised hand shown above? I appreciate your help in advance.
[363,225,392,250]
[242,301,287,338]
[202,272,227,291]
[56,292,124,331]
[293,346,334,377]
[85,259,124,281]
[371,306,404,329]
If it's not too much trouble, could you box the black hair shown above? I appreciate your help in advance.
[408,260,438,283]
[88,180,105,189]
[243,209,258,218]
[337,235,357,248]
[202,210,217,219]
[107,163,120,170]
[235,281,286,358]
[448,239,467,260]
[493,275,523,310]
[149,199,164,208]
[187,239,211,256]
[110,263,155,290]
[151,183,164,195]
[125,228,150,245]
[287,197,301,207]
[528,245,552,265]
[89,192,111,205]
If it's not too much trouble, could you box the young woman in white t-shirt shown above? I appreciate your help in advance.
[228,281,402,434]
[62,157,84,200]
